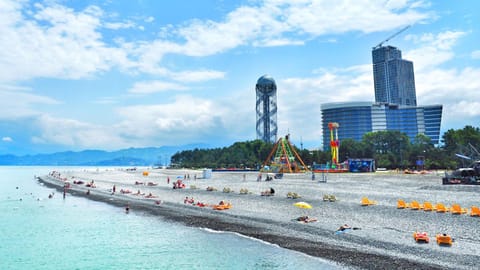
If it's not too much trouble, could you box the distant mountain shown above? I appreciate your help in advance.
[0,144,209,166]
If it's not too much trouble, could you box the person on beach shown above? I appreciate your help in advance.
[125,204,130,213]
[297,216,318,223]
[338,224,351,231]
[167,177,170,184]
[336,224,361,233]
[113,185,116,193]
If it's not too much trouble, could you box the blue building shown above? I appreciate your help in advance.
[372,46,417,106]
[321,102,443,149]
[320,44,443,150]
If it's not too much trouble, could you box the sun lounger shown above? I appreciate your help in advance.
[450,204,467,215]
[435,203,449,213]
[361,197,377,206]
[223,187,234,193]
[436,234,453,245]
[397,199,409,209]
[423,201,434,211]
[410,200,423,210]
[287,192,301,199]
[470,206,480,217]
[322,194,336,202]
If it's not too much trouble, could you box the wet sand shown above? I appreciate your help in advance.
[38,168,480,269]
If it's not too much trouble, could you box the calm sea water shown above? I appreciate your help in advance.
[0,167,341,270]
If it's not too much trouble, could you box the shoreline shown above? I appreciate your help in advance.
[37,168,478,269]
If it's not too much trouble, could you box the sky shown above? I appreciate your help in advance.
[0,0,479,155]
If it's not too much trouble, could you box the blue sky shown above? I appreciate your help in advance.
[0,0,479,155]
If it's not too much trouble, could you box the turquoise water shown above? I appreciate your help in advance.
[0,167,341,270]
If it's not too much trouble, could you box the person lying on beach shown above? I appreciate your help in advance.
[261,188,275,196]
[196,202,207,207]
[86,180,96,188]
[338,224,351,231]
[296,216,318,223]
[145,193,157,198]
[133,190,144,196]
[335,224,360,233]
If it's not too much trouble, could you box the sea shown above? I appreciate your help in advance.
[0,167,342,270]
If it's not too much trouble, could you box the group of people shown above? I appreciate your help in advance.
[184,196,195,204]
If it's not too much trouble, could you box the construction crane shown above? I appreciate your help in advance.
[372,25,411,50]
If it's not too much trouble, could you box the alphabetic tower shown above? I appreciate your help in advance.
[256,75,278,143]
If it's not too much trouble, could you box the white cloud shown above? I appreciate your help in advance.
[405,30,466,71]
[0,0,434,84]
[128,81,188,94]
[137,0,433,71]
[0,85,60,120]
[104,21,136,30]
[114,95,232,145]
[145,16,154,23]
[28,92,254,150]
[402,30,480,128]
[32,114,129,150]
[264,0,432,35]
[2,136,13,142]
[276,65,374,142]
[170,70,225,82]
[0,1,132,82]
[472,50,480,59]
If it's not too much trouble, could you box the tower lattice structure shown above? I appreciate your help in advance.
[256,75,278,143]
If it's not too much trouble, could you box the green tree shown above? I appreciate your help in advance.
[339,138,368,161]
[362,130,410,169]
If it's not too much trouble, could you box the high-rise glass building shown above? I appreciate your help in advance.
[372,46,417,106]
[320,44,442,150]
[256,75,278,143]
[321,102,443,149]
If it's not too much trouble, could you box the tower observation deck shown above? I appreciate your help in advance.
[256,75,278,143]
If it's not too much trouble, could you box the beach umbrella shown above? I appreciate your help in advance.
[293,202,312,209]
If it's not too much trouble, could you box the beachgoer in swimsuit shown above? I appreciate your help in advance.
[338,224,351,231]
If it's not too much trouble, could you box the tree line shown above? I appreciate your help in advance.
[170,125,480,170]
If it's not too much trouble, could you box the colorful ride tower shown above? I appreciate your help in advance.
[328,122,340,167]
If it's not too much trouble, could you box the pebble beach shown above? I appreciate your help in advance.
[38,168,480,270]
